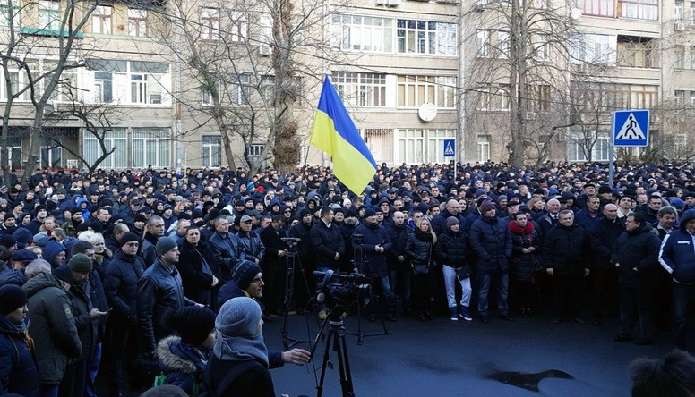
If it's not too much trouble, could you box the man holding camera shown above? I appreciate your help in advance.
[353,208,395,321]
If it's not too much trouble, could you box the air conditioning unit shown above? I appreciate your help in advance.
[259,44,271,56]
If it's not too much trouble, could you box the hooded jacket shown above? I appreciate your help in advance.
[0,315,39,397]
[157,335,209,396]
[22,272,82,384]
[659,209,695,284]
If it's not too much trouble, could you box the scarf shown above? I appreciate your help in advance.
[508,221,534,235]
[212,329,269,368]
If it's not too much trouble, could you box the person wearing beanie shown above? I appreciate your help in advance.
[156,307,216,395]
[12,227,33,250]
[437,215,473,321]
[0,284,39,397]
[207,297,275,397]
[103,230,146,397]
[217,260,263,310]
[138,235,200,359]
[41,239,66,269]
[469,198,512,323]
[53,253,108,397]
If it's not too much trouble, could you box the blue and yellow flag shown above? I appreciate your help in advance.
[310,75,376,194]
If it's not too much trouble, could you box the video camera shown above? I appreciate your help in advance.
[313,270,369,318]
[280,237,301,250]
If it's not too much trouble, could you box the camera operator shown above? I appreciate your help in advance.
[310,208,345,272]
[353,208,396,322]
[288,209,315,308]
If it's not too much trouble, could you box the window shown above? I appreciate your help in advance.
[691,46,695,69]
[40,146,62,168]
[572,33,616,64]
[331,14,393,53]
[674,133,687,155]
[0,0,21,27]
[396,129,456,164]
[86,59,127,104]
[94,72,113,103]
[617,36,658,68]
[245,144,265,167]
[533,34,550,61]
[82,129,127,169]
[201,135,221,167]
[39,0,60,30]
[229,74,251,105]
[131,73,147,104]
[201,7,220,39]
[91,5,112,34]
[132,128,170,168]
[477,136,491,162]
[568,132,610,161]
[691,90,695,105]
[128,9,147,37]
[620,0,658,20]
[130,61,169,105]
[229,11,247,42]
[529,85,551,112]
[476,85,510,111]
[397,20,457,56]
[675,46,685,69]
[674,89,685,104]
[397,75,456,108]
[202,86,213,106]
[579,0,615,16]
[476,30,508,58]
[333,72,386,107]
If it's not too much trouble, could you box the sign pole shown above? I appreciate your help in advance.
[609,139,615,189]
[611,109,649,190]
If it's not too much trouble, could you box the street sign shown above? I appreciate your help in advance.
[613,109,649,147]
[443,139,456,157]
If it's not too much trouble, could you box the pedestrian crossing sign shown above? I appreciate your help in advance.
[612,110,649,147]
[443,139,456,157]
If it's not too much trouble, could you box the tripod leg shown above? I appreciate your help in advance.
[316,328,334,397]
[337,332,356,397]
[281,255,296,349]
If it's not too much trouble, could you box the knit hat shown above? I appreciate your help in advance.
[232,260,262,291]
[446,216,459,228]
[0,285,27,316]
[68,253,92,274]
[140,385,189,397]
[11,249,37,262]
[216,297,263,339]
[363,207,376,218]
[119,232,140,247]
[168,306,216,346]
[156,237,178,256]
[480,201,497,214]
[12,228,33,249]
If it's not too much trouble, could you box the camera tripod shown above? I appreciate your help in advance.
[280,240,313,349]
[348,242,389,345]
[311,311,356,397]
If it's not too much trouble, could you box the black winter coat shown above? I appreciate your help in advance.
[310,221,345,270]
[206,356,276,397]
[591,217,625,269]
[385,223,410,271]
[436,230,470,277]
[104,250,144,322]
[352,222,392,277]
[405,229,435,274]
[613,223,661,287]
[543,223,591,277]
[509,222,541,281]
[431,209,467,236]
[288,221,314,270]
[141,232,160,267]
[236,230,265,264]
[469,216,512,273]
[177,240,215,306]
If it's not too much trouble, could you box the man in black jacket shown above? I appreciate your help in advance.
[310,207,345,272]
[544,209,592,323]
[386,211,411,317]
[260,215,287,315]
[288,209,314,309]
[141,215,165,267]
[590,204,624,324]
[613,213,661,344]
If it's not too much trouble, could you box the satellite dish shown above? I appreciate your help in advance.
[417,103,437,122]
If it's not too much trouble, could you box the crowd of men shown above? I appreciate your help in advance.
[0,161,694,397]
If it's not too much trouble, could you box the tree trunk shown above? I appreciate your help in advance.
[220,127,237,169]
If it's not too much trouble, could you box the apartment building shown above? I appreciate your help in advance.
[0,0,690,171]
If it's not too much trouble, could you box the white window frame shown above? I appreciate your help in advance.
[397,19,457,56]
[91,5,112,34]
[333,72,387,107]
[132,128,171,168]
[39,0,60,31]
[568,132,611,162]
[477,136,491,162]
[201,7,221,39]
[201,135,221,167]
[82,129,128,169]
[331,14,394,53]
[128,8,147,37]
[229,11,248,42]
[397,75,456,109]
[130,73,148,104]
[395,129,455,164]
[40,146,63,168]
[0,0,21,28]
[620,0,658,20]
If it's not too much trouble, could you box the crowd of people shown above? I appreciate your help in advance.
[0,161,694,397]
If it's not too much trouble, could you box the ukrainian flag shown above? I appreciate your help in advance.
[310,75,376,194]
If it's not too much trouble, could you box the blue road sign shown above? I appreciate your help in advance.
[443,139,456,157]
[613,110,649,147]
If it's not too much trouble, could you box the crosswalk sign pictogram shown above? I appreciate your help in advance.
[443,139,455,157]
[613,110,649,147]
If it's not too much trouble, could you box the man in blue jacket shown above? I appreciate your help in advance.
[659,208,695,351]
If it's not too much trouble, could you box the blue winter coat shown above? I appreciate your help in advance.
[352,222,392,277]
[104,250,145,322]
[469,216,512,273]
[659,209,695,284]
[0,316,39,397]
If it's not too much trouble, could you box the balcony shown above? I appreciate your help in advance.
[20,27,84,39]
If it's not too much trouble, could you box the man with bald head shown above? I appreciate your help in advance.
[537,198,562,246]
[590,203,625,324]
[386,211,412,317]
[432,199,465,235]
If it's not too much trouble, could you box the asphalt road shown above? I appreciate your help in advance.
[265,314,672,397]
